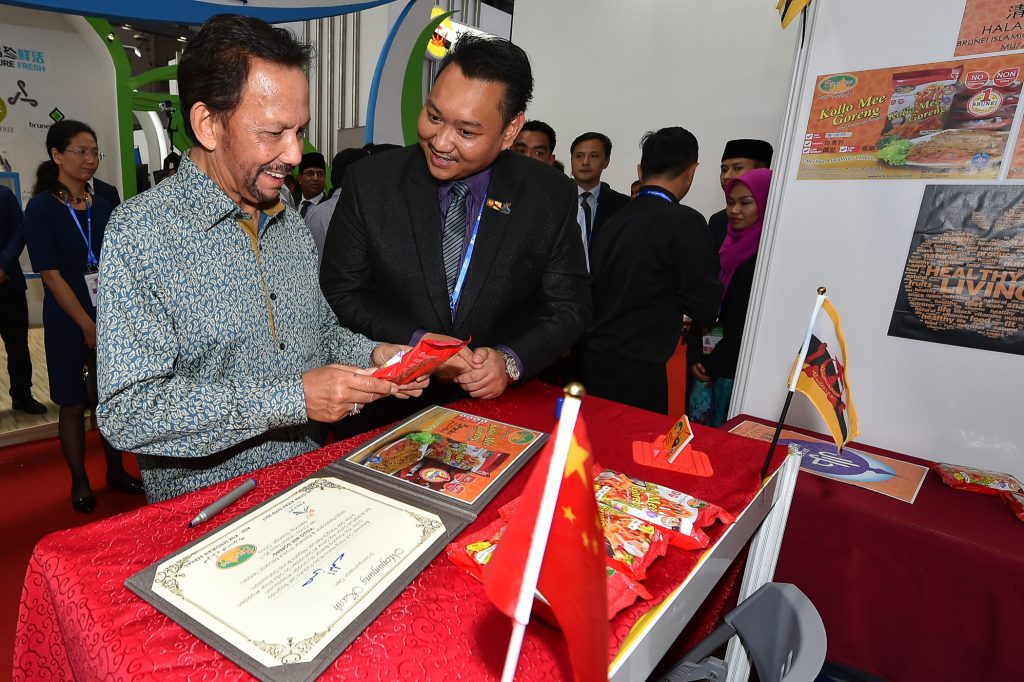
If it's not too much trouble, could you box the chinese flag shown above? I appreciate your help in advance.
[483,416,608,682]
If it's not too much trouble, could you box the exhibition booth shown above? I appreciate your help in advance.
[2,0,1023,680]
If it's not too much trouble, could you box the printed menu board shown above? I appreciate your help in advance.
[799,55,1024,180]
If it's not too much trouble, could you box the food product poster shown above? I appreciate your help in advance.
[346,407,544,504]
[889,185,1024,355]
[1006,122,1024,176]
[956,0,1024,56]
[798,55,1024,180]
[727,421,928,503]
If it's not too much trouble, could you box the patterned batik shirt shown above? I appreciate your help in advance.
[96,154,378,503]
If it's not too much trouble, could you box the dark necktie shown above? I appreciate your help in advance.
[300,199,312,217]
[442,181,470,296]
[580,191,593,242]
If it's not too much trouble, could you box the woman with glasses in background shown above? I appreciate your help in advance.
[23,119,143,512]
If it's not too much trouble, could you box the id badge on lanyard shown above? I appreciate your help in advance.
[703,325,724,354]
[65,199,100,306]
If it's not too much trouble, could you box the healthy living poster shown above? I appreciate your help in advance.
[889,185,1024,355]
[956,0,1024,56]
[798,55,1024,180]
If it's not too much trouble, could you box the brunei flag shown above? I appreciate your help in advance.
[791,297,859,448]
[777,0,812,28]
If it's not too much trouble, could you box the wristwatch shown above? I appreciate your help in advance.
[498,349,521,382]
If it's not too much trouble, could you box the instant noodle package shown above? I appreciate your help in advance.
[932,462,1023,496]
[445,515,653,620]
[372,336,468,384]
[592,466,736,551]
[1002,492,1024,523]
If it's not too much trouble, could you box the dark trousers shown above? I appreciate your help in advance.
[0,282,34,400]
[579,349,668,415]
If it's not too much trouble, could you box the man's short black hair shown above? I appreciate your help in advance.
[640,127,699,178]
[178,14,313,144]
[571,132,612,157]
[435,33,533,126]
[521,120,556,153]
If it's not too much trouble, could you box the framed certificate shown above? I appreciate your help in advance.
[126,406,546,681]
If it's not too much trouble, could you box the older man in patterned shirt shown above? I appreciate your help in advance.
[96,15,423,502]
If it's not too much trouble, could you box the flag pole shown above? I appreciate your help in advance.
[500,383,585,682]
[760,287,827,481]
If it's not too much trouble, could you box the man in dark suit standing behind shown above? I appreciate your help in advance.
[0,185,47,414]
[321,34,590,405]
[569,131,629,267]
[580,127,721,414]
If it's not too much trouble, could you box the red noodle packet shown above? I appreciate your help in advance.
[1002,492,1024,523]
[372,336,468,384]
[593,466,735,551]
[932,462,1023,496]
[445,516,652,619]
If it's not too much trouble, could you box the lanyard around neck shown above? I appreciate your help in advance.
[64,199,98,267]
[638,188,675,203]
[449,198,487,317]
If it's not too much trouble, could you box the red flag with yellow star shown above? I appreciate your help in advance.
[483,415,608,682]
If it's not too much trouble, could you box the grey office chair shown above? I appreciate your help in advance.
[660,582,826,682]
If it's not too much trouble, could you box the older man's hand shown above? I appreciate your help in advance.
[302,365,396,422]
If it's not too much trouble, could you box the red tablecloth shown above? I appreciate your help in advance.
[14,383,773,681]
[732,414,1024,682]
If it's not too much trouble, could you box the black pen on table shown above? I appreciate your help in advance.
[188,478,257,528]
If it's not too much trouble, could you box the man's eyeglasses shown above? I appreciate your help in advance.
[64,148,105,160]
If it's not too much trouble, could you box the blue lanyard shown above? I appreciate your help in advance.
[64,199,97,267]
[449,198,487,317]
[638,188,675,203]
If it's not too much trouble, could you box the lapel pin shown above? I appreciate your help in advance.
[486,198,512,214]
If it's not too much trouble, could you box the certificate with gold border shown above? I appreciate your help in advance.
[149,477,445,669]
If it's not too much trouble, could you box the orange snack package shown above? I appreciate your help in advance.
[933,463,1023,496]
[445,515,653,619]
[593,466,735,551]
[599,503,667,581]
[373,336,468,384]
[1002,492,1024,523]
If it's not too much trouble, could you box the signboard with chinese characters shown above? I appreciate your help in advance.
[798,54,1024,180]
[956,0,1024,56]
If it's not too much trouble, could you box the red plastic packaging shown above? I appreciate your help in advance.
[599,503,667,581]
[372,336,468,384]
[1002,492,1024,523]
[592,466,735,550]
[932,462,1023,496]
[445,516,652,618]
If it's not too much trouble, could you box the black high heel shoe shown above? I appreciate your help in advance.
[106,471,145,495]
[72,491,96,513]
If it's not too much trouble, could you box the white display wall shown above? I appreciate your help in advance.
[1,6,121,324]
[511,0,800,217]
[735,0,1024,479]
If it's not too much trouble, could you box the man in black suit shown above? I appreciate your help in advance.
[707,139,772,250]
[321,34,590,405]
[569,131,629,267]
[91,177,121,208]
[0,185,47,414]
[580,127,721,414]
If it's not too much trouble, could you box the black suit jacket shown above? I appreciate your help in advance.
[92,177,121,209]
[584,187,722,364]
[320,146,591,378]
[592,181,630,237]
[0,185,26,291]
